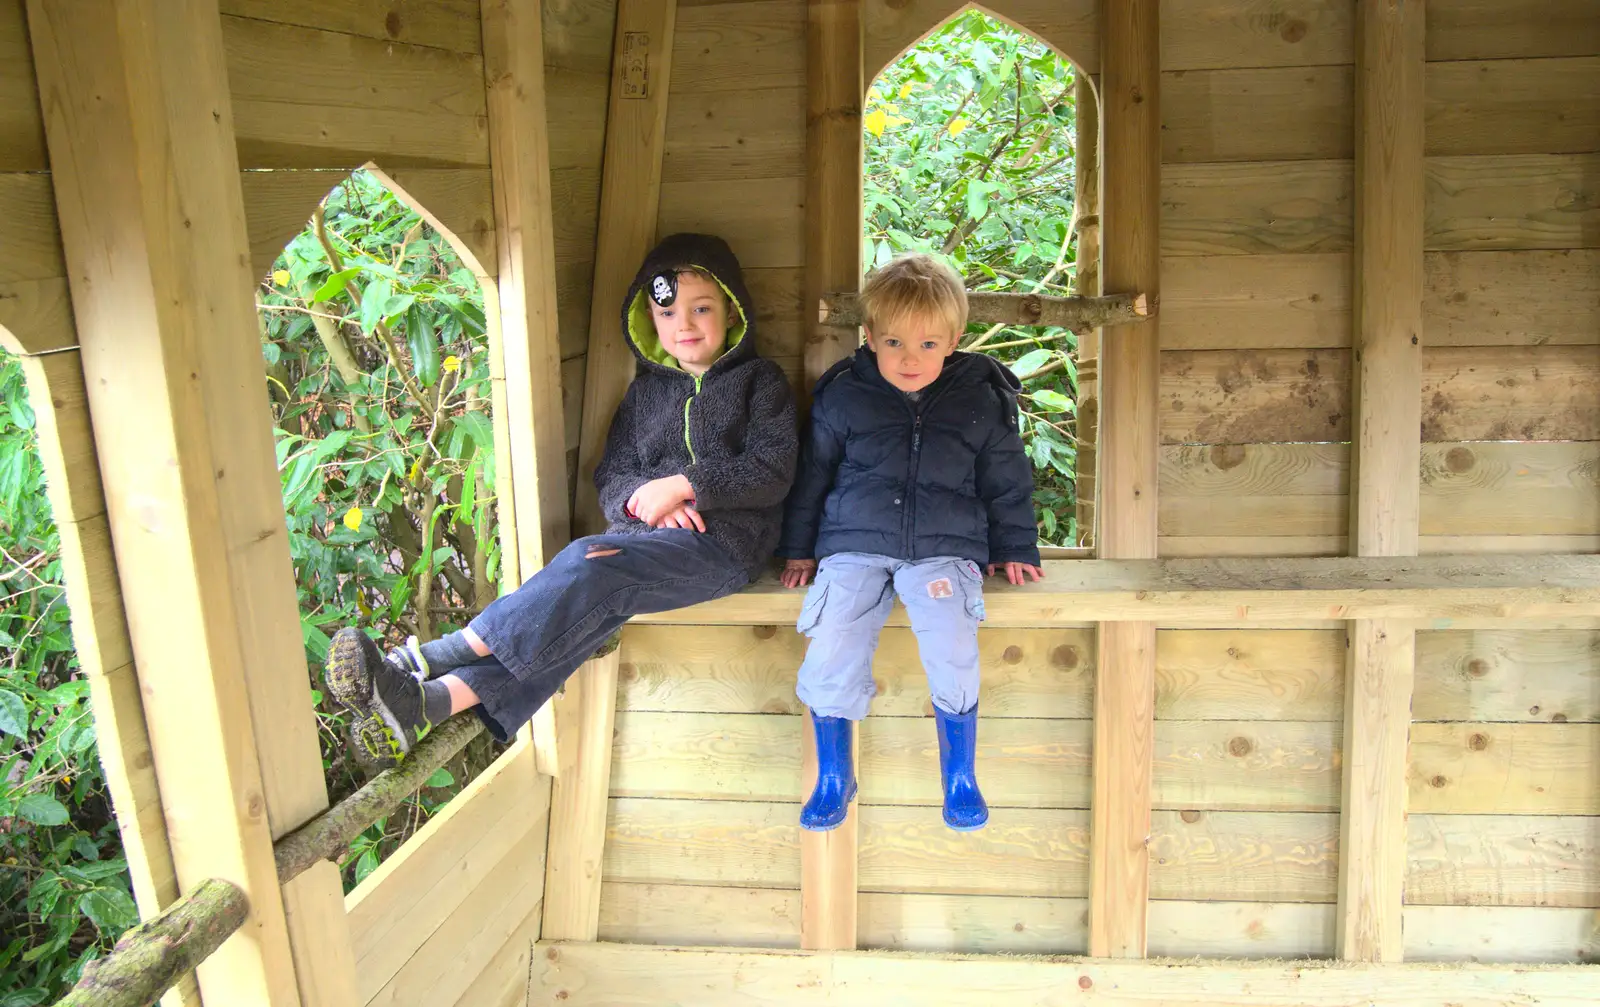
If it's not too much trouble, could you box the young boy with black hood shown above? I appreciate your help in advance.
[777,253,1043,833]
[325,233,797,765]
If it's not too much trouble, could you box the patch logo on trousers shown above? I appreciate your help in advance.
[926,577,954,599]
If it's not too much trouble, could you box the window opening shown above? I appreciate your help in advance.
[864,10,1089,547]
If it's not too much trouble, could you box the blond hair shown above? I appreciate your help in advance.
[859,254,968,339]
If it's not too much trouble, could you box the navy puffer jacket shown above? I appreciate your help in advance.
[777,346,1041,567]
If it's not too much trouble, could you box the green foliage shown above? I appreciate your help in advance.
[865,11,1083,545]
[0,354,135,1006]
[258,170,506,888]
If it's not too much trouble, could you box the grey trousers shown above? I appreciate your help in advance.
[795,552,986,720]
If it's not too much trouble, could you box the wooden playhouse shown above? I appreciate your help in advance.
[2,0,1598,1003]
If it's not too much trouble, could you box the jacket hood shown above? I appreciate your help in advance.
[821,346,1023,398]
[621,233,758,374]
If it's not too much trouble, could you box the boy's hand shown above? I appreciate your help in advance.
[627,474,695,525]
[987,561,1045,586]
[781,559,818,588]
[653,503,706,533]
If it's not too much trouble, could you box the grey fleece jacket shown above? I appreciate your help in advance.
[592,233,799,575]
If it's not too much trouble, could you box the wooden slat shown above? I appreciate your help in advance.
[1414,629,1600,724]
[345,741,542,1001]
[656,176,805,270]
[600,882,802,947]
[1426,153,1600,252]
[0,0,46,171]
[1425,249,1600,347]
[1427,0,1600,62]
[1403,905,1600,963]
[446,901,542,1007]
[863,0,1098,82]
[1159,347,1351,445]
[1410,723,1600,815]
[1162,160,1353,257]
[0,277,76,356]
[483,0,572,575]
[0,173,66,286]
[544,651,624,940]
[1161,0,1351,71]
[1407,814,1600,909]
[1157,629,1344,721]
[1162,65,1352,164]
[570,0,677,536]
[1160,253,1352,351]
[545,69,610,171]
[531,940,1600,1003]
[605,797,801,889]
[1421,442,1600,537]
[674,0,804,94]
[1422,344,1600,442]
[219,0,485,54]
[28,1,350,1000]
[661,85,804,183]
[222,14,489,170]
[1427,57,1600,158]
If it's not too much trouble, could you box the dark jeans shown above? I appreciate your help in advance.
[461,529,750,740]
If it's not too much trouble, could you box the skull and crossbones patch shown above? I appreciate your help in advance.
[649,271,677,307]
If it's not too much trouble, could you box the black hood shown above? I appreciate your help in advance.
[620,233,759,375]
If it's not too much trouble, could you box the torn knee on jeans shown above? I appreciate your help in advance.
[585,547,622,559]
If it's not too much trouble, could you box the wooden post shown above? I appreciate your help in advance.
[481,0,574,777]
[801,0,863,952]
[570,0,678,538]
[26,2,356,1002]
[541,649,622,940]
[1072,72,1100,548]
[540,0,677,936]
[1338,0,1425,964]
[1091,0,1159,959]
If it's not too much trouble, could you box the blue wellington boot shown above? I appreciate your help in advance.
[800,713,857,831]
[935,705,988,831]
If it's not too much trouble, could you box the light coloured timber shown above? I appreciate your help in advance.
[1156,629,1343,721]
[0,0,45,171]
[801,709,860,950]
[674,0,804,94]
[540,0,618,73]
[0,172,66,285]
[1422,344,1600,442]
[242,167,498,281]
[1414,629,1600,724]
[221,14,489,170]
[1427,0,1600,61]
[345,740,543,1001]
[446,901,542,1007]
[657,176,806,270]
[1407,814,1600,909]
[1159,253,1352,350]
[661,85,805,184]
[600,882,802,948]
[365,823,547,1007]
[1426,57,1600,158]
[864,0,1098,81]
[1160,347,1350,444]
[1426,153,1600,252]
[1073,69,1099,547]
[1420,441,1600,537]
[280,861,361,1006]
[616,624,1094,719]
[0,277,76,356]
[633,553,1600,626]
[1162,64,1352,164]
[544,650,624,940]
[28,0,352,1000]
[571,0,677,536]
[1162,159,1352,257]
[544,69,611,171]
[1161,0,1351,70]
[1425,249,1600,347]
[604,797,801,890]
[1403,905,1600,963]
[549,165,603,263]
[1160,443,1347,499]
[1409,722,1600,815]
[218,0,485,54]
[532,941,1600,1004]
[483,0,573,575]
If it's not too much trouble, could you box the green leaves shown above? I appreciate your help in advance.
[17,794,69,827]
[76,889,137,935]
[0,690,26,736]
[1030,389,1073,413]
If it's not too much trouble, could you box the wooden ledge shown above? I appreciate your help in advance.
[532,941,1600,1005]
[631,554,1600,626]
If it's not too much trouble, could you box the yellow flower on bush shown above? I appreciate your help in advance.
[272,269,292,287]
[443,355,461,373]
[948,118,969,137]
[343,507,363,532]
[898,81,914,99]
[864,108,889,137]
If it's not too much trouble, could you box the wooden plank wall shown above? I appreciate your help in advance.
[596,0,1599,964]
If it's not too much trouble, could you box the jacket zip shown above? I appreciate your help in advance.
[682,373,703,464]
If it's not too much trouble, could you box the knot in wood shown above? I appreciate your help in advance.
[1430,774,1449,788]
[1018,294,1043,323]
[1227,736,1253,757]
[1002,645,1024,664]
[1465,658,1489,678]
[1078,975,1094,990]
[1469,733,1490,751]
[1180,809,1202,824]
[1051,645,1079,669]
[753,624,778,640]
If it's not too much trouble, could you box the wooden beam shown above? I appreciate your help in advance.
[532,941,1600,1005]
[1339,0,1426,965]
[1072,72,1100,548]
[629,554,1600,626]
[26,2,355,1002]
[482,0,571,574]
[570,0,677,538]
[801,0,863,953]
[818,291,1148,330]
[542,649,623,940]
[1092,0,1160,960]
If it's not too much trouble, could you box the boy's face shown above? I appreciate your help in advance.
[649,271,732,375]
[865,314,960,393]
